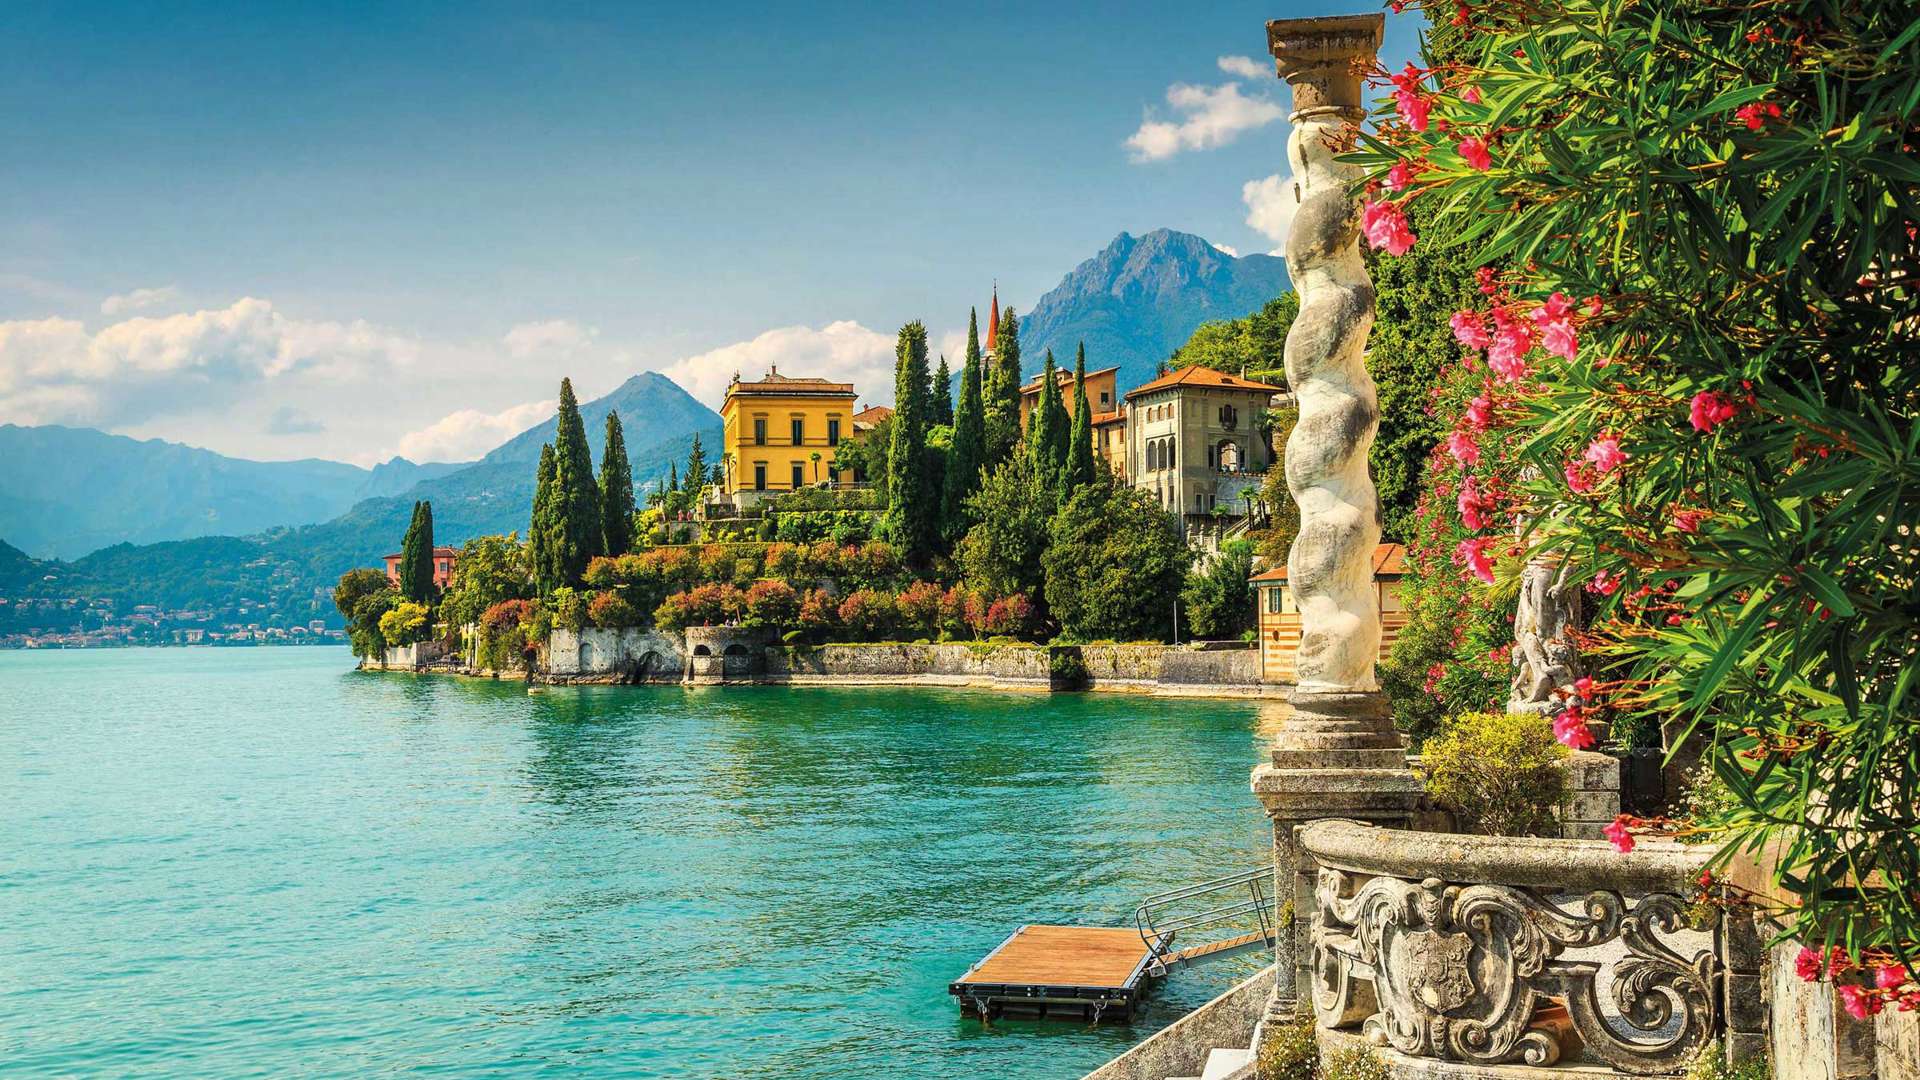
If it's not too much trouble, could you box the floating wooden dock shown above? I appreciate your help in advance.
[949,925,1157,1021]
[949,866,1281,1023]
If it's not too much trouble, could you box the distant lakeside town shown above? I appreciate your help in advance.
[0,595,346,650]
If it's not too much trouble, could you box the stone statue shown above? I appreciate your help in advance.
[1509,553,1584,713]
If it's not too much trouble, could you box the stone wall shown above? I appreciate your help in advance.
[1080,964,1275,1080]
[545,628,684,683]
[761,641,1274,697]
[1560,750,1622,841]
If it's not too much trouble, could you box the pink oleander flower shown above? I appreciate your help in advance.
[1447,429,1481,467]
[1672,508,1707,534]
[1396,88,1432,131]
[1475,266,1498,295]
[1533,292,1578,360]
[1487,307,1533,381]
[1573,675,1594,697]
[1584,435,1628,474]
[1603,817,1635,854]
[1796,947,1827,982]
[1586,569,1620,596]
[1877,966,1910,991]
[1385,159,1420,192]
[1457,135,1492,170]
[1689,390,1740,433]
[1450,310,1491,350]
[1461,85,1482,104]
[1839,983,1882,1021]
[1564,460,1594,493]
[1465,393,1494,429]
[1457,474,1493,531]
[1553,707,1595,750]
[1361,199,1417,256]
[1454,537,1495,584]
[1735,100,1783,131]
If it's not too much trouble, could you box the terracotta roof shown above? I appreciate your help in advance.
[1019,365,1120,394]
[853,404,894,425]
[383,545,460,561]
[1249,543,1406,583]
[727,368,856,397]
[1124,364,1285,401]
[1091,409,1125,427]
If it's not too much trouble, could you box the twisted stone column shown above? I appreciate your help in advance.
[1250,13,1422,1014]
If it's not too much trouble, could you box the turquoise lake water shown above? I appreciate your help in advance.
[1,648,1276,1078]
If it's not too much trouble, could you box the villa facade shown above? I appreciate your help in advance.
[716,368,858,508]
[1122,366,1283,521]
[382,545,459,590]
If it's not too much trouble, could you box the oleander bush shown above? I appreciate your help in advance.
[1361,0,1920,963]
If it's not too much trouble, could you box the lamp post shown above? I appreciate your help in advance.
[1251,12,1423,1015]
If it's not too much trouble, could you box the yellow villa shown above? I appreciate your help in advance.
[718,367,858,508]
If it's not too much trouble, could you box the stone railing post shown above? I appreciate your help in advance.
[1250,12,1423,1015]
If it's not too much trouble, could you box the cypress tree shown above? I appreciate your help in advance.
[530,443,558,595]
[398,500,436,602]
[668,461,679,492]
[941,308,988,540]
[982,309,1023,465]
[880,320,936,563]
[550,377,602,587]
[932,355,954,426]
[1025,349,1069,506]
[600,411,635,556]
[683,434,706,495]
[1068,343,1097,487]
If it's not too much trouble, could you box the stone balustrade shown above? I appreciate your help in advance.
[1296,820,1763,1077]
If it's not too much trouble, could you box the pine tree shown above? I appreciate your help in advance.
[880,321,937,563]
[550,377,603,587]
[932,354,954,426]
[530,443,558,594]
[683,434,706,495]
[599,411,635,556]
[982,309,1023,465]
[1068,343,1097,487]
[398,500,436,603]
[941,308,988,541]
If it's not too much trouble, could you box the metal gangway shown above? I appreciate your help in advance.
[1134,865,1278,977]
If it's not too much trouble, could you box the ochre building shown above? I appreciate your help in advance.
[1250,543,1407,684]
[718,367,858,508]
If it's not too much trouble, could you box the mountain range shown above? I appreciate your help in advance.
[0,228,1290,620]
[1021,229,1290,393]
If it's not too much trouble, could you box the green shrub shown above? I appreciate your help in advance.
[1683,1042,1769,1080]
[1320,1047,1389,1080]
[549,586,589,633]
[1255,1008,1316,1080]
[1048,648,1088,690]
[587,591,641,628]
[1422,711,1568,837]
[378,601,431,647]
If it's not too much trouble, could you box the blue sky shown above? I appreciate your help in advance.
[0,1,1421,464]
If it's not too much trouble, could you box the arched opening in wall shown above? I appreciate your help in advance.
[577,640,594,672]
[692,644,713,657]
[627,651,661,684]
[722,643,748,657]
[721,641,752,678]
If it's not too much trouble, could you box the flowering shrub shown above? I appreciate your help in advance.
[1420,711,1567,837]
[652,583,742,632]
[836,589,897,639]
[740,579,800,631]
[894,580,944,640]
[1357,1,1920,962]
[979,593,1035,638]
[797,588,838,635]
[587,591,641,629]
[480,598,536,634]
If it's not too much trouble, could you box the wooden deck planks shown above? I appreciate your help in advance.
[962,925,1152,989]
[1167,929,1269,965]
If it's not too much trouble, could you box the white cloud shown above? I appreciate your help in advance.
[0,297,422,429]
[657,321,897,411]
[1211,242,1241,257]
[1126,82,1285,162]
[1243,172,1300,258]
[265,405,325,435]
[395,399,554,463]
[502,319,596,358]
[100,285,181,316]
[1217,55,1268,80]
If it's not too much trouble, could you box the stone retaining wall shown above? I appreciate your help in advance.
[546,628,684,683]
[761,641,1276,697]
[1080,964,1275,1080]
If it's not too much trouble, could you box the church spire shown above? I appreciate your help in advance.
[986,283,1000,354]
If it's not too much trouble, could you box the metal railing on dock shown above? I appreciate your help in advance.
[1134,865,1277,976]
